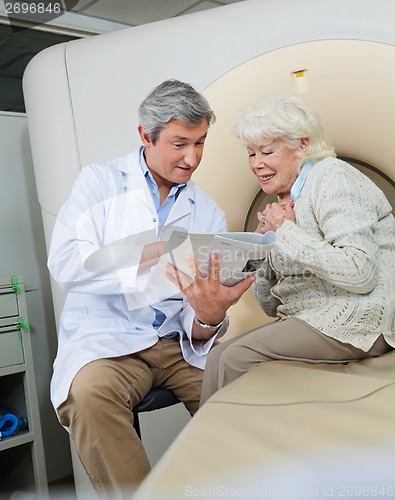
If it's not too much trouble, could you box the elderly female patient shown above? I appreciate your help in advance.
[200,96,395,405]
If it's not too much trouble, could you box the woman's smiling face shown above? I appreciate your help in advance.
[246,138,308,200]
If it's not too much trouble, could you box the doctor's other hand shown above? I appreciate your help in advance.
[164,252,255,339]
[138,241,167,275]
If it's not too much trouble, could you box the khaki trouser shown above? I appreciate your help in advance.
[58,337,203,499]
[200,318,393,406]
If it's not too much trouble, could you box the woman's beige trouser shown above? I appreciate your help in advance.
[200,318,393,405]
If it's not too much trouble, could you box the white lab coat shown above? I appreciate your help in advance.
[48,149,228,410]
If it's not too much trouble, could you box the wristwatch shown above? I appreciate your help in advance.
[194,316,226,330]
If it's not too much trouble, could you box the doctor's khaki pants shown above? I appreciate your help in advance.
[57,337,203,500]
[200,318,393,405]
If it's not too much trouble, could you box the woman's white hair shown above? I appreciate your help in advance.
[234,96,335,162]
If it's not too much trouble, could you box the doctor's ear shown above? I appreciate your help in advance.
[138,124,152,147]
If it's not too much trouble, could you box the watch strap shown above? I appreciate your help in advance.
[194,316,226,330]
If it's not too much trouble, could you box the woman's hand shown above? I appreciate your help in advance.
[256,200,295,233]
[165,252,255,340]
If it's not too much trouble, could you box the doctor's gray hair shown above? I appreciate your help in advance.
[138,79,216,144]
[234,96,335,162]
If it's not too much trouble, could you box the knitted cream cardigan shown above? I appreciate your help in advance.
[254,157,395,351]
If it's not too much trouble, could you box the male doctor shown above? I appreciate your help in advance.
[48,79,255,498]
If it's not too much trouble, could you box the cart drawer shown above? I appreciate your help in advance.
[0,326,25,367]
[0,289,19,319]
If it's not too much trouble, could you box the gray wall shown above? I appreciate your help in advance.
[0,112,73,481]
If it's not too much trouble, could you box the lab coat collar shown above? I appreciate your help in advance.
[166,183,195,225]
[119,150,157,213]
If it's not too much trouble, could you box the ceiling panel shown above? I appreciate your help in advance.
[79,0,199,26]
[70,0,244,27]
[182,1,225,16]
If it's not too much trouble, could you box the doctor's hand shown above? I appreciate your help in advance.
[164,252,256,340]
[138,241,167,275]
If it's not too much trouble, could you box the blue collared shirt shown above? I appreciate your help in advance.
[139,146,186,331]
[291,160,315,201]
[139,147,186,233]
